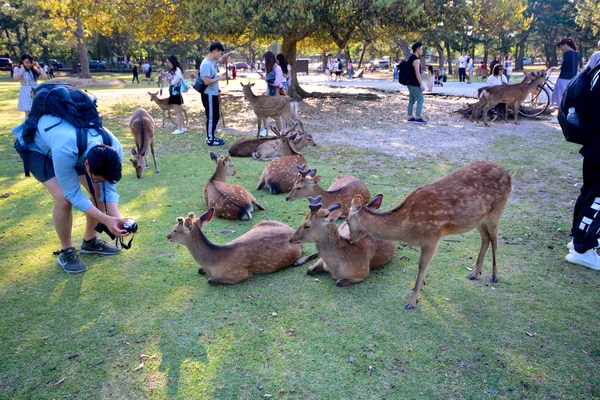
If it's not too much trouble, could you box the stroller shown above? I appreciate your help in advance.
[435,67,447,87]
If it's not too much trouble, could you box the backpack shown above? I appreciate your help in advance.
[398,59,413,85]
[23,82,111,159]
[558,63,600,145]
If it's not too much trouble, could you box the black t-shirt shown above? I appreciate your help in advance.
[407,55,421,87]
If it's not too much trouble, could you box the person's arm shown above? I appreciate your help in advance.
[33,62,48,79]
[170,68,183,85]
[13,67,24,81]
[201,62,226,85]
[217,50,237,64]
[413,59,425,91]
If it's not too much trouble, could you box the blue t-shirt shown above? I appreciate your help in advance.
[200,58,219,96]
[559,50,579,80]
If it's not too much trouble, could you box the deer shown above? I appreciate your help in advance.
[286,166,371,218]
[204,152,265,220]
[252,130,316,161]
[129,108,158,178]
[148,91,189,127]
[240,82,304,137]
[346,160,512,310]
[167,210,302,284]
[256,126,308,194]
[289,197,396,286]
[470,70,547,126]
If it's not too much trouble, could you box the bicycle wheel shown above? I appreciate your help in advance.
[519,86,550,117]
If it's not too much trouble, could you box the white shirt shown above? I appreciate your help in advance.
[458,56,467,68]
[586,51,600,69]
[487,74,508,86]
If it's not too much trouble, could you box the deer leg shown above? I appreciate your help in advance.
[256,172,266,190]
[162,110,166,127]
[208,269,250,285]
[406,244,437,310]
[513,101,520,125]
[294,252,319,266]
[306,258,326,275]
[336,265,369,286]
[471,101,482,123]
[150,142,159,173]
[482,104,494,126]
[257,118,262,138]
[336,277,365,287]
[252,197,265,210]
[469,224,491,280]
[505,103,510,123]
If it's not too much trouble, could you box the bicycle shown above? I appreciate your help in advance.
[519,75,554,117]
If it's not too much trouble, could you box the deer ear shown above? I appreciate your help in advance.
[351,195,363,212]
[131,148,137,156]
[308,203,322,214]
[326,208,343,223]
[308,169,317,177]
[313,175,321,184]
[210,152,218,162]
[199,209,214,227]
[367,194,384,210]
[297,164,307,172]
[250,82,255,87]
[129,158,135,163]
[240,82,243,87]
[308,195,322,205]
[177,217,184,225]
[183,218,194,232]
[140,149,147,158]
[188,212,196,219]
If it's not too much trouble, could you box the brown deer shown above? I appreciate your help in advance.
[470,71,547,126]
[129,108,158,178]
[256,126,307,194]
[290,197,396,286]
[252,130,316,161]
[167,210,302,284]
[148,91,189,127]
[346,160,512,310]
[204,152,265,220]
[229,136,277,157]
[240,82,304,137]
[286,167,371,218]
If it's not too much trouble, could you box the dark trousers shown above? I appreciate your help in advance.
[201,93,220,141]
[132,73,139,84]
[459,68,466,82]
[571,156,600,253]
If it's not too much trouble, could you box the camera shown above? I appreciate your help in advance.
[95,218,138,240]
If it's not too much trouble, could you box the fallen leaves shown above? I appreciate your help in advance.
[133,353,157,371]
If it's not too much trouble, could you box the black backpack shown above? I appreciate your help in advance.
[23,82,111,159]
[398,59,413,85]
[558,63,600,145]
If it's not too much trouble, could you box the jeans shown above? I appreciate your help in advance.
[407,85,424,117]
[393,68,398,80]
[459,68,466,82]
[571,157,600,253]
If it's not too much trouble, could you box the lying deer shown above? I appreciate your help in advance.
[290,197,396,286]
[256,126,308,194]
[229,136,277,157]
[346,160,512,310]
[167,210,302,284]
[470,71,547,126]
[286,166,370,217]
[240,82,304,137]
[148,91,189,127]
[129,108,158,178]
[252,130,316,161]
[204,152,265,220]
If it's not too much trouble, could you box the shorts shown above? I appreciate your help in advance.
[335,70,342,76]
[14,140,84,182]
[168,94,183,105]
[145,71,151,78]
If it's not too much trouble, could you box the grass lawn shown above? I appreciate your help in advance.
[0,72,599,400]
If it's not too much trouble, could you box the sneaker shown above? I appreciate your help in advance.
[259,128,268,137]
[206,138,225,146]
[413,118,427,124]
[171,129,184,135]
[408,117,416,122]
[81,236,121,255]
[550,119,559,124]
[181,127,188,132]
[567,239,600,250]
[565,248,600,270]
[56,247,88,274]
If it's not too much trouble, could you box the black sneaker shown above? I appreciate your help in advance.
[80,236,121,255]
[206,138,225,146]
[413,118,427,124]
[408,117,416,122]
[55,247,88,274]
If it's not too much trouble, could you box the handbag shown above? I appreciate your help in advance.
[181,79,191,93]
[170,84,181,96]
[193,75,212,94]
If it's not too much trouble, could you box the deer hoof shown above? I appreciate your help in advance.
[306,268,315,275]
[467,273,478,280]
[490,276,498,284]
[404,303,416,310]
[335,279,352,287]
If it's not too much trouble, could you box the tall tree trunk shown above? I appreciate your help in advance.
[395,39,411,59]
[358,41,369,69]
[282,37,310,99]
[435,43,445,69]
[444,41,453,75]
[75,16,91,79]
[515,29,530,71]
[483,45,489,67]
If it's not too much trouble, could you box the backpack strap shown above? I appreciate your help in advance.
[76,126,112,159]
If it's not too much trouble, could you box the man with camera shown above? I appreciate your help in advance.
[13,114,132,274]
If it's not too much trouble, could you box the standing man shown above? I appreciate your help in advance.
[143,61,151,83]
[200,42,236,146]
[406,42,427,124]
[457,50,467,83]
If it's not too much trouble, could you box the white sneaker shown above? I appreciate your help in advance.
[259,128,268,137]
[181,127,188,132]
[566,239,600,250]
[171,129,184,135]
[565,248,600,270]
[550,118,559,124]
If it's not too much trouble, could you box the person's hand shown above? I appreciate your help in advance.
[218,73,228,81]
[421,85,426,91]
[105,216,129,237]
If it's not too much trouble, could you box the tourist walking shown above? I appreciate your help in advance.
[166,55,186,135]
[406,42,427,124]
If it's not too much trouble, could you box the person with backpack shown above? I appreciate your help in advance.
[11,83,132,274]
[552,38,580,124]
[402,42,427,124]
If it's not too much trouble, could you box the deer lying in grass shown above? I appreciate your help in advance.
[346,160,512,310]
[252,130,316,162]
[256,126,307,194]
[148,91,189,127]
[289,197,396,286]
[129,108,158,178]
[167,210,302,284]
[470,71,547,126]
[240,82,304,137]
[286,166,370,217]
[204,152,265,220]
[229,136,277,157]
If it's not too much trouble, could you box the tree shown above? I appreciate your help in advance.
[576,0,600,36]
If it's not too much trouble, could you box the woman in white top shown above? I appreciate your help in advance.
[259,51,283,96]
[13,53,47,119]
[503,54,513,82]
[166,55,186,135]
[277,53,291,95]
[487,64,508,86]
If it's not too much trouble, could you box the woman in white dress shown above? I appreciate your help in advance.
[13,54,47,118]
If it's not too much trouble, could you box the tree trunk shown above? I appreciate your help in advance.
[282,37,310,99]
[515,29,530,71]
[395,39,411,59]
[75,16,91,79]
[435,43,445,68]
[444,41,453,75]
[358,41,369,69]
[483,45,489,67]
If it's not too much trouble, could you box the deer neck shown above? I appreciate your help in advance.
[184,223,222,266]
[313,224,347,254]
[360,206,412,242]
[211,165,228,182]
[243,87,257,104]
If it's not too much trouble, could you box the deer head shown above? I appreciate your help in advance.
[167,211,212,244]
[130,148,147,179]
[210,151,236,181]
[289,196,343,244]
[347,194,385,243]
[286,167,319,201]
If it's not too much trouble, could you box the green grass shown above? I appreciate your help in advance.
[0,73,599,399]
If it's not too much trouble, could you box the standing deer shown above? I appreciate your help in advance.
[204,152,265,220]
[346,160,512,309]
[470,71,547,126]
[129,108,158,178]
[286,167,370,218]
[148,91,188,127]
[290,197,396,286]
[167,210,303,284]
[240,82,304,137]
[256,126,307,194]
